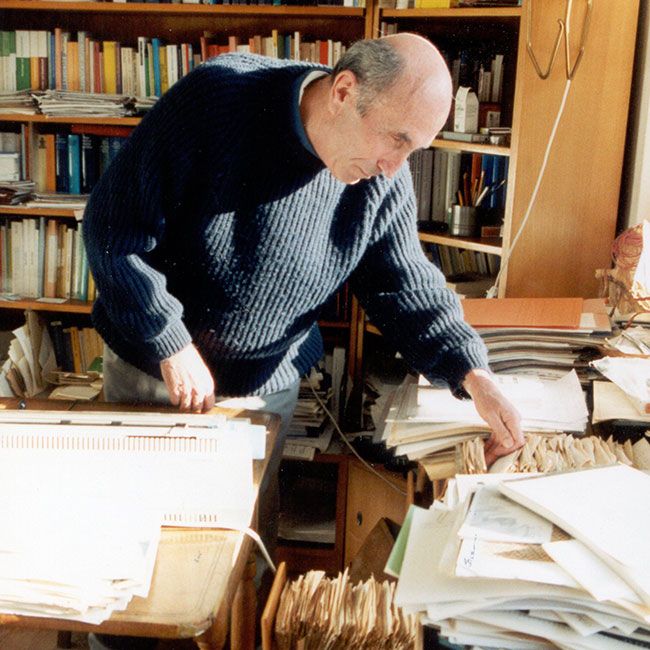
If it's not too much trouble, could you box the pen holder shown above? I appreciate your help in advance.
[449,205,477,237]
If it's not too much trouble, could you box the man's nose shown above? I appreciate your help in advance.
[377,153,409,178]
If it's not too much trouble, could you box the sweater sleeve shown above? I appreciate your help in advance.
[348,170,489,393]
[82,68,219,361]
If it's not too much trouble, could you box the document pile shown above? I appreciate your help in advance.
[395,465,650,649]
[379,370,589,478]
[460,431,650,474]
[0,410,265,623]
[273,568,418,650]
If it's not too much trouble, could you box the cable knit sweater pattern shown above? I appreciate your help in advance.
[83,53,488,396]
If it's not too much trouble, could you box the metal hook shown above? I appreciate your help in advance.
[526,0,593,81]
[564,0,593,80]
[527,1,564,80]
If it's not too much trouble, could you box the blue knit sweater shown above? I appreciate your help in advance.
[83,53,488,396]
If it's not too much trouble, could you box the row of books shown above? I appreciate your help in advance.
[0,125,127,195]
[39,132,127,195]
[425,243,500,278]
[0,29,346,95]
[0,218,96,303]
[48,321,103,373]
[409,149,508,224]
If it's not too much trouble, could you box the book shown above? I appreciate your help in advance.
[67,134,81,195]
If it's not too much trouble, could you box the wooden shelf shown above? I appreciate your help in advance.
[430,138,511,157]
[0,114,141,125]
[418,231,502,255]
[0,298,92,314]
[381,7,521,19]
[0,206,80,218]
[0,1,364,16]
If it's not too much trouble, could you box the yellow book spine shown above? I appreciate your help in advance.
[103,41,117,94]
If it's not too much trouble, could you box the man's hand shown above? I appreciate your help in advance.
[462,368,524,467]
[160,344,216,412]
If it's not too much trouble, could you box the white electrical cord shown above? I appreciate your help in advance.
[486,77,573,298]
[304,373,407,497]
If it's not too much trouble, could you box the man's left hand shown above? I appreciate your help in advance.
[462,368,524,467]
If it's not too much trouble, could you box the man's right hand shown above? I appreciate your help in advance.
[160,344,216,412]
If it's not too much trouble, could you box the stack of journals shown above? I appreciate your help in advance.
[0,409,266,622]
[394,465,650,649]
[33,90,134,117]
[0,90,36,115]
[462,298,611,385]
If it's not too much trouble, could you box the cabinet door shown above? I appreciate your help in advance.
[344,459,407,567]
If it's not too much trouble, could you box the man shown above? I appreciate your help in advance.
[85,31,523,650]
[84,33,523,463]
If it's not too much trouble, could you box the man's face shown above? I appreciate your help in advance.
[323,75,446,185]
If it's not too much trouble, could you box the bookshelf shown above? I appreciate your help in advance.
[374,0,639,299]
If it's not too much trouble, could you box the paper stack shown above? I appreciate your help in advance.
[462,298,610,386]
[394,465,650,649]
[378,370,589,477]
[0,411,264,623]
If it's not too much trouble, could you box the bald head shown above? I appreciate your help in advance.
[331,33,452,130]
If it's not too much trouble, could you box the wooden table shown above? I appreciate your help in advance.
[0,398,280,650]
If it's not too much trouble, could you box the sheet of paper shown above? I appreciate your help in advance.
[458,486,554,544]
[542,539,640,604]
[499,465,650,605]
[591,357,650,411]
[591,381,650,423]
[456,536,579,588]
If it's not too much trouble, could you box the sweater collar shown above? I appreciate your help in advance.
[293,70,328,160]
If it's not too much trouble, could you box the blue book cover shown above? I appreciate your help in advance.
[99,137,111,176]
[490,155,506,209]
[67,134,81,195]
[151,37,162,97]
[48,32,56,89]
[55,133,69,193]
[80,134,99,194]
[108,136,126,163]
[480,154,495,206]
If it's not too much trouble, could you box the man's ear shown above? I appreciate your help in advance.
[329,69,358,113]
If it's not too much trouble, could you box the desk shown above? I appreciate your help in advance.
[0,398,280,650]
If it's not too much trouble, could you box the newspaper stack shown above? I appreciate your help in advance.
[394,465,650,649]
[0,90,37,115]
[32,90,135,117]
[0,181,34,205]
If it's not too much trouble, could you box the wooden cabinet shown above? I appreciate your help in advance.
[369,1,638,299]
[344,458,407,567]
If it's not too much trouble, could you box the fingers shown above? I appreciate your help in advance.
[160,344,216,412]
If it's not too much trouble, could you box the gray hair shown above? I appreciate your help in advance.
[331,39,404,116]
